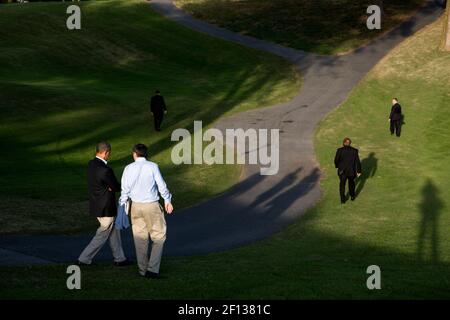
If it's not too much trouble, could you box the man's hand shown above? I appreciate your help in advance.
[164,110,168,114]
[151,112,154,117]
[357,173,362,178]
[165,202,174,214]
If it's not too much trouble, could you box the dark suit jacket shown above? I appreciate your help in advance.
[390,103,402,121]
[334,146,362,177]
[150,95,167,116]
[87,158,121,217]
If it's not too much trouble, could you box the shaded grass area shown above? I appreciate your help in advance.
[0,0,301,234]
[175,0,426,54]
[2,17,450,299]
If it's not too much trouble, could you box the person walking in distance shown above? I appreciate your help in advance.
[119,144,174,279]
[78,141,131,266]
[389,98,403,137]
[150,90,167,132]
[334,138,362,204]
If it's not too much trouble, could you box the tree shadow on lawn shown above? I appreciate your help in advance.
[0,0,299,196]
[1,0,301,234]
[0,56,290,237]
[178,0,436,54]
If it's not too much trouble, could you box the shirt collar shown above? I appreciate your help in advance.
[96,156,107,165]
[135,157,146,162]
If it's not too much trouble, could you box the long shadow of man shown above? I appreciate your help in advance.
[355,152,378,196]
[249,167,302,207]
[264,168,320,214]
[417,179,444,264]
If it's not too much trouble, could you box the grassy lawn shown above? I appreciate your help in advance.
[2,15,450,299]
[175,0,426,54]
[0,0,301,234]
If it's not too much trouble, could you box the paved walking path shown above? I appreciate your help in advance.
[0,0,443,266]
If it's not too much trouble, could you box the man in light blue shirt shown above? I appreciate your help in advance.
[120,143,174,278]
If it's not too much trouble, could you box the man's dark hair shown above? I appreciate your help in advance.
[393,97,399,102]
[343,137,352,146]
[155,90,161,94]
[133,143,148,158]
[96,141,111,153]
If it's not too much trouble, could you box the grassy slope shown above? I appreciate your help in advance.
[175,0,425,54]
[0,0,301,234]
[2,17,450,299]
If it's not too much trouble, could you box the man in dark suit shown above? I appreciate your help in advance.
[334,138,362,204]
[150,90,167,131]
[389,98,403,137]
[78,141,130,266]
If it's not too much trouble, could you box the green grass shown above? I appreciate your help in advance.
[175,0,426,54]
[0,0,301,234]
[2,16,450,300]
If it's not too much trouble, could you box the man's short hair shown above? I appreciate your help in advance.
[393,97,398,102]
[133,143,148,158]
[96,141,111,153]
[155,90,160,94]
[343,137,352,146]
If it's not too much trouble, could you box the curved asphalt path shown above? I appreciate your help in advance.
[0,0,443,265]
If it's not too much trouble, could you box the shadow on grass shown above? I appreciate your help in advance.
[0,10,290,202]
[2,214,450,298]
[356,152,378,196]
[418,178,444,264]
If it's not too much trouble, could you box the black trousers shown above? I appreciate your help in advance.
[390,119,401,137]
[153,114,164,131]
[339,174,356,202]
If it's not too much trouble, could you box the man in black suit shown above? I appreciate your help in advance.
[78,141,130,266]
[389,98,403,137]
[150,90,167,131]
[334,138,362,204]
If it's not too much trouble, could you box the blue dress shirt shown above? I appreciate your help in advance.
[119,157,172,205]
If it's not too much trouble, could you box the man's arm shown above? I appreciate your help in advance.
[153,164,173,213]
[119,166,131,205]
[102,167,121,192]
[334,149,341,168]
[153,164,172,204]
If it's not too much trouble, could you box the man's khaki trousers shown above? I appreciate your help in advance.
[78,216,126,264]
[130,202,166,275]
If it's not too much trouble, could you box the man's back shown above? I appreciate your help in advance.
[150,95,166,114]
[120,144,173,278]
[120,158,171,205]
[390,103,402,120]
[334,146,361,177]
[87,158,120,217]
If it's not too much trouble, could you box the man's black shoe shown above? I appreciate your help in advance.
[144,271,160,279]
[114,259,133,267]
[76,260,91,266]
[351,196,356,201]
[341,199,346,204]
